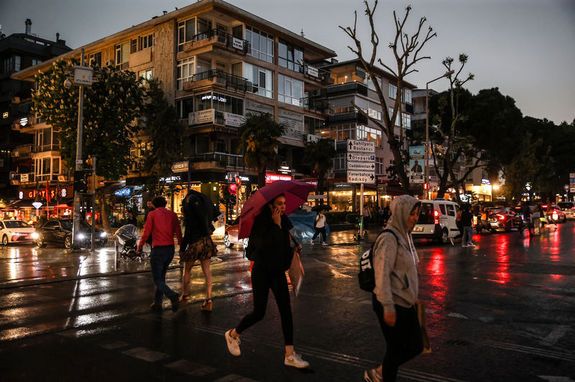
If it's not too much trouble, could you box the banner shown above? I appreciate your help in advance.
[409,145,425,184]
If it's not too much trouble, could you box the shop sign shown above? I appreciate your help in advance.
[570,172,575,193]
[20,173,29,182]
[171,161,189,173]
[306,66,319,78]
[224,112,245,127]
[265,172,293,184]
[19,186,73,201]
[189,109,214,125]
[232,37,244,50]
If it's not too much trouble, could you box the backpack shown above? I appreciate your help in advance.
[358,229,398,292]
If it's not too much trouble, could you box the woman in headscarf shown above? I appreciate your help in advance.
[224,194,310,369]
[364,195,423,382]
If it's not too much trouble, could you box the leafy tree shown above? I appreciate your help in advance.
[239,113,284,187]
[303,139,336,198]
[141,79,184,189]
[341,1,436,194]
[32,59,144,228]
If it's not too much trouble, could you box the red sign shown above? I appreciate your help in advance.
[19,186,73,201]
[265,173,293,184]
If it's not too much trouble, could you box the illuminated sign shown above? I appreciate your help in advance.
[2,112,8,119]
[265,173,293,184]
[19,117,28,126]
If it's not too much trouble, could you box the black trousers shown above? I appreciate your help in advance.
[236,264,294,345]
[372,295,423,382]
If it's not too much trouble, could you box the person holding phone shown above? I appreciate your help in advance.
[224,194,310,369]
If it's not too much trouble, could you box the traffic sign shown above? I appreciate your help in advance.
[347,153,375,162]
[347,161,376,171]
[347,171,376,184]
[347,139,375,153]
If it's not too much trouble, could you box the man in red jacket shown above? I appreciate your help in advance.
[137,196,182,312]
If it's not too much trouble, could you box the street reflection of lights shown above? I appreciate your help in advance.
[549,274,563,281]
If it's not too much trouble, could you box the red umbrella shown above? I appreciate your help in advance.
[238,180,315,239]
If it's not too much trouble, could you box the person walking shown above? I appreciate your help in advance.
[364,195,423,382]
[311,209,328,246]
[179,189,218,311]
[137,196,182,313]
[461,204,475,247]
[224,194,310,369]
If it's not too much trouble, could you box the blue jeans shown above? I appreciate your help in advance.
[462,226,473,246]
[150,245,178,304]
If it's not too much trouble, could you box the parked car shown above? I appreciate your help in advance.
[223,218,249,250]
[0,220,36,246]
[34,219,108,249]
[487,207,524,232]
[557,202,575,220]
[412,200,461,243]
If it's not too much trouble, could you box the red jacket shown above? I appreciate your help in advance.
[138,207,182,249]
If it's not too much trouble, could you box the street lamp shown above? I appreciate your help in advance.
[424,70,454,199]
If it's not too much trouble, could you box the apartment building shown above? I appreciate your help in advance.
[317,59,415,211]
[11,0,336,216]
[0,20,71,208]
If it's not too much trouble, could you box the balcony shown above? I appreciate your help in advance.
[183,69,253,93]
[183,29,250,56]
[189,152,245,170]
[188,109,245,128]
[326,111,368,124]
[11,144,33,159]
[300,97,329,113]
[326,82,368,97]
[12,115,46,132]
[32,144,61,153]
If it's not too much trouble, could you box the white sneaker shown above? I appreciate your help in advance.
[225,329,241,356]
[284,352,310,369]
[321,242,328,246]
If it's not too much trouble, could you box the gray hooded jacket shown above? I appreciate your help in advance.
[372,195,420,313]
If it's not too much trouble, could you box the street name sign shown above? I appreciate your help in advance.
[347,139,375,154]
[347,153,375,162]
[347,161,376,171]
[347,171,376,184]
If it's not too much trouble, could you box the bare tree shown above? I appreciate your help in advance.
[429,54,478,199]
[340,1,436,194]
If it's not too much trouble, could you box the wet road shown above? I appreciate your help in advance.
[0,225,574,381]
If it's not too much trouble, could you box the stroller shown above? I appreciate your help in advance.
[114,224,144,260]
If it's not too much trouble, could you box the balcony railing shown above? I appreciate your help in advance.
[188,109,245,128]
[183,69,253,93]
[326,111,368,124]
[11,144,33,158]
[326,82,368,97]
[185,29,250,55]
[32,144,61,153]
[189,152,244,169]
[300,97,329,113]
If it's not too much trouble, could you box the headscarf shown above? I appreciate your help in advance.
[386,195,420,262]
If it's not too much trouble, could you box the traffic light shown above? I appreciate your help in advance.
[73,170,88,193]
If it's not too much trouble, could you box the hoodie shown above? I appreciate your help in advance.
[372,195,420,313]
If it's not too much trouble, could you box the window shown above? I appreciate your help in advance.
[177,57,195,90]
[244,63,273,98]
[439,204,446,215]
[446,204,455,217]
[138,69,153,81]
[388,108,401,126]
[388,83,397,99]
[88,52,101,67]
[402,88,412,104]
[178,18,196,51]
[279,40,303,72]
[402,113,411,129]
[176,98,194,119]
[278,74,303,106]
[245,26,273,63]
[52,158,60,174]
[368,108,382,121]
[114,43,129,67]
[131,34,153,54]
[1,56,21,73]
[31,58,41,66]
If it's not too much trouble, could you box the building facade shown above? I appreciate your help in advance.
[11,0,336,220]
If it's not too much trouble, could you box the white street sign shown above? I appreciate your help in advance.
[73,66,94,86]
[347,171,376,184]
[347,153,375,162]
[347,139,375,153]
[347,161,376,171]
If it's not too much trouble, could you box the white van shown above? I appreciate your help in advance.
[412,200,461,243]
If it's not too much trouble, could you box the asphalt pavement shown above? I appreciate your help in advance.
[0,225,574,381]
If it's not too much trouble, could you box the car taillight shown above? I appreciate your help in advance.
[497,214,505,221]
[434,210,440,225]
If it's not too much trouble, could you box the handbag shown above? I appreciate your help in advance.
[288,248,305,297]
[416,301,432,354]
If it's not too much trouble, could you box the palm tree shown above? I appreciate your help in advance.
[239,113,284,187]
[304,139,336,201]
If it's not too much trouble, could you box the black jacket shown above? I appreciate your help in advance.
[181,190,218,250]
[247,208,293,272]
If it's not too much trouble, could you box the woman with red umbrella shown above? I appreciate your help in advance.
[224,184,311,369]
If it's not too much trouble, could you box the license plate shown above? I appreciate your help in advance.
[414,226,423,232]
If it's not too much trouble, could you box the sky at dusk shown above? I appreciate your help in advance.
[1,0,574,124]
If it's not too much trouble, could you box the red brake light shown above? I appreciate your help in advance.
[497,214,505,221]
[434,210,440,225]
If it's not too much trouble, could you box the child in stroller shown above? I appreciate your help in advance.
[114,224,144,260]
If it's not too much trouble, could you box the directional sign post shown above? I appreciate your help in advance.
[347,140,376,241]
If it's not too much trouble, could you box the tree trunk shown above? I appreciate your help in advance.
[389,140,411,195]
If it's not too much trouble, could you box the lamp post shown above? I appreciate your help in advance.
[424,70,454,199]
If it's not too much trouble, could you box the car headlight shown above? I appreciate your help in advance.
[31,232,40,240]
[77,233,86,240]
[99,232,108,238]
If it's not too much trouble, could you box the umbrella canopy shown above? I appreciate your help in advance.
[238,180,315,239]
